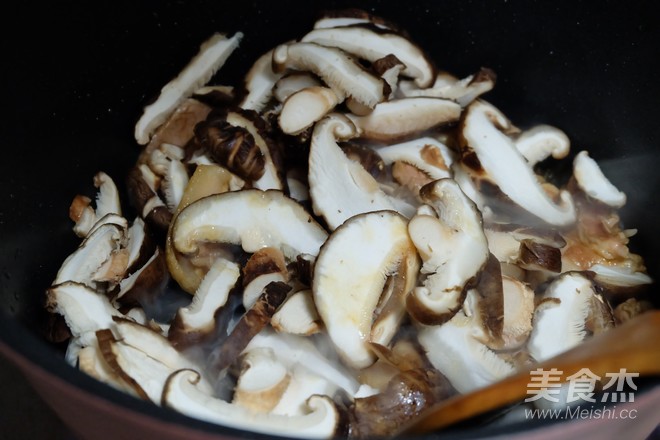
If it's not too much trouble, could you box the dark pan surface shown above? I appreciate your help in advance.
[1,1,659,439]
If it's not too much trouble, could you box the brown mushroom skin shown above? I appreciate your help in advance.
[194,116,266,182]
[208,281,291,373]
[112,248,169,308]
[371,54,404,77]
[44,312,73,344]
[96,329,150,401]
[242,247,288,288]
[69,194,92,223]
[126,166,154,214]
[140,98,213,161]
[472,253,505,345]
[391,161,434,194]
[349,368,455,438]
[126,166,173,237]
[341,143,387,181]
[168,288,243,349]
[290,253,316,287]
[518,239,562,273]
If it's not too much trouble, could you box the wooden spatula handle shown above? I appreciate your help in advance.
[400,310,660,436]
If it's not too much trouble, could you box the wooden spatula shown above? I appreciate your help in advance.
[397,310,660,436]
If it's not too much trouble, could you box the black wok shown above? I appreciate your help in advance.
[1,1,658,439]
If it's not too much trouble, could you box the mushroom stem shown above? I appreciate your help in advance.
[208,281,291,373]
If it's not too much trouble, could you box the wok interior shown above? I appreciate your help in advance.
[1,0,658,437]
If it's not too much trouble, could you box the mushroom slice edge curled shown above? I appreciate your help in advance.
[458,100,576,226]
[313,210,420,369]
[170,189,328,263]
[162,369,343,439]
[272,42,387,109]
[168,190,328,294]
[308,114,395,230]
[301,24,435,88]
[407,179,490,325]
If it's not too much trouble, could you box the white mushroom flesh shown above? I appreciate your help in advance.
[172,259,240,333]
[273,73,323,103]
[246,330,361,397]
[347,97,461,141]
[406,179,490,324]
[301,25,434,87]
[418,310,515,394]
[308,114,395,230]
[70,172,123,237]
[375,136,455,180]
[54,223,127,289]
[271,289,322,336]
[313,211,419,369]
[527,272,599,361]
[45,10,655,440]
[232,348,290,413]
[240,49,285,112]
[499,276,536,350]
[78,343,138,396]
[514,124,570,166]
[398,68,496,107]
[163,370,340,439]
[460,100,577,226]
[279,86,342,135]
[272,42,385,108]
[171,189,328,260]
[134,32,243,145]
[46,282,123,348]
[161,158,189,212]
[573,150,627,208]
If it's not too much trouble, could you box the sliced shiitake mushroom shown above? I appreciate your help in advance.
[313,210,420,369]
[271,289,322,336]
[398,68,496,107]
[242,247,289,309]
[163,369,344,439]
[54,223,128,291]
[458,100,577,226]
[417,306,516,394]
[168,258,241,348]
[347,97,461,142]
[572,150,627,208]
[272,42,387,109]
[239,48,285,112]
[69,172,123,237]
[46,281,124,348]
[308,114,395,230]
[135,32,243,145]
[279,86,342,135]
[301,24,434,88]
[45,9,656,440]
[406,179,490,325]
[168,189,328,293]
[527,272,614,362]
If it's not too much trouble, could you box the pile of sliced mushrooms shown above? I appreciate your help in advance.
[46,9,654,438]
